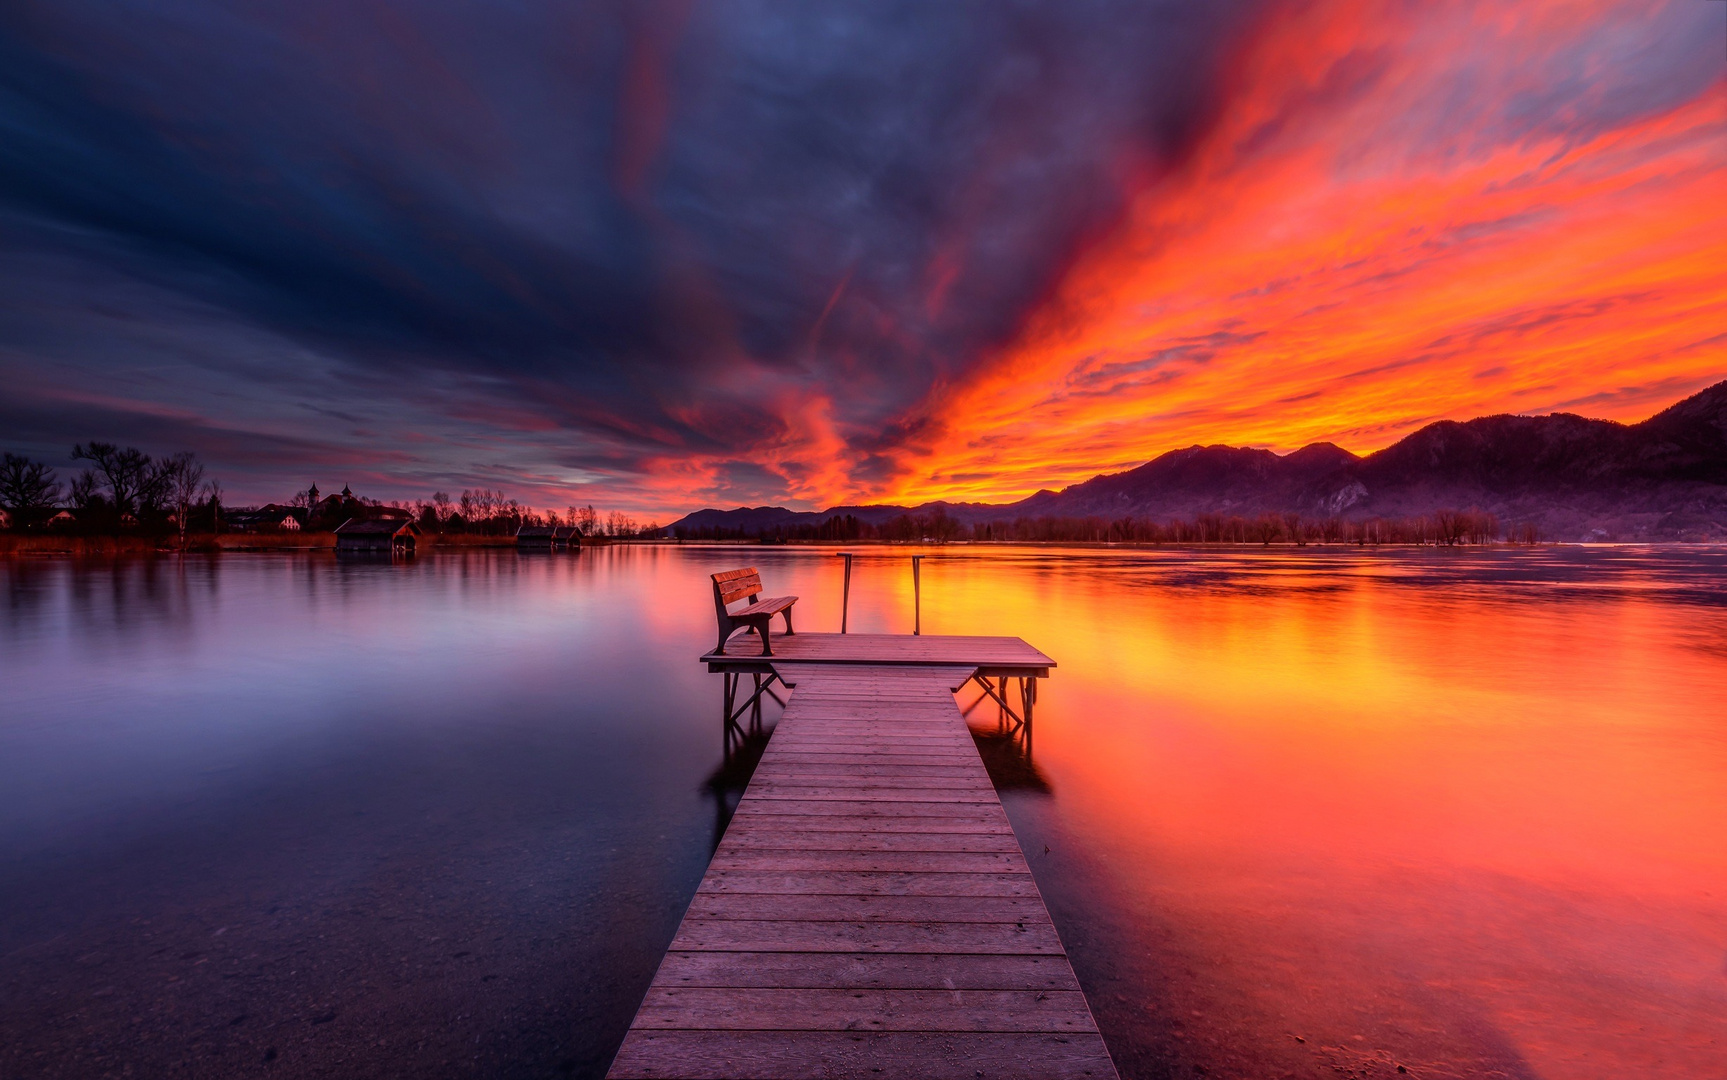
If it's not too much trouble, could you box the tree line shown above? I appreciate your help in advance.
[0,446,661,543]
[2,445,218,547]
[377,490,659,538]
[674,507,1535,546]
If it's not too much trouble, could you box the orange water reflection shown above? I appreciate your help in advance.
[810,545,1727,1078]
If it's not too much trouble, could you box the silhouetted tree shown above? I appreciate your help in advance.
[0,453,62,526]
[204,480,224,533]
[159,451,209,550]
[1434,509,1466,546]
[71,442,167,522]
[68,469,101,511]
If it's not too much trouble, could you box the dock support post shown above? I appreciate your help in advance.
[912,555,923,635]
[835,552,852,633]
[720,668,784,734]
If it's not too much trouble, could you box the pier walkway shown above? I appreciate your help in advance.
[606,634,1118,1080]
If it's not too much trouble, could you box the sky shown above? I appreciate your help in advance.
[1,0,1722,517]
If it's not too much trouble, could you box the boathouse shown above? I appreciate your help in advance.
[516,525,557,549]
[334,518,420,553]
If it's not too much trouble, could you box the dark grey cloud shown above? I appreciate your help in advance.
[0,0,1259,505]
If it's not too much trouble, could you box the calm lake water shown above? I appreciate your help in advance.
[2,545,1724,1079]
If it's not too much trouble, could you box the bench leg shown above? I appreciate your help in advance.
[756,618,774,657]
[782,607,795,636]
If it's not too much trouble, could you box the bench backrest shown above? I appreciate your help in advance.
[713,567,763,607]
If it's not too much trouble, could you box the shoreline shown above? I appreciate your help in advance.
[2,534,1714,558]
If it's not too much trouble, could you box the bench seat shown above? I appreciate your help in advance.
[712,568,798,656]
[733,595,796,619]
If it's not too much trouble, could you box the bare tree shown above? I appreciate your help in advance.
[432,491,453,523]
[1434,509,1467,546]
[159,452,207,550]
[71,442,158,519]
[205,479,224,533]
[606,510,637,537]
[69,470,100,510]
[1465,509,1497,545]
[467,489,500,528]
[576,505,598,536]
[0,453,62,525]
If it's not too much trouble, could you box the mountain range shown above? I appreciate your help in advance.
[670,379,1727,542]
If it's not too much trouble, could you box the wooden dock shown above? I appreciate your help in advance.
[606,634,1117,1080]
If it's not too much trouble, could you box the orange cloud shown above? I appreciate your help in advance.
[870,0,1727,505]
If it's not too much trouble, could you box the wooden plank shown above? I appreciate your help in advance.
[743,778,997,794]
[667,918,1065,954]
[701,633,1056,671]
[722,815,1008,833]
[725,794,1008,812]
[633,987,1097,1032]
[606,659,1115,1080]
[764,734,973,747]
[766,730,974,742]
[709,850,1029,873]
[721,829,1011,844]
[758,750,982,764]
[759,756,994,774]
[713,829,1021,852]
[737,792,1002,806]
[649,951,1081,991]
[699,870,1041,897]
[609,1031,1115,1080]
[684,892,1045,922]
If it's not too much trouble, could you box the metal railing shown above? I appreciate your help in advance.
[834,552,926,635]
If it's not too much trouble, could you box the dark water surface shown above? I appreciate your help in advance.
[2,545,1724,1079]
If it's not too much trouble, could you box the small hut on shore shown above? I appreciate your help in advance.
[516,525,557,550]
[552,526,580,549]
[335,518,420,554]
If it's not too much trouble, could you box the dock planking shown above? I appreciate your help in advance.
[607,651,1118,1080]
[703,632,1055,674]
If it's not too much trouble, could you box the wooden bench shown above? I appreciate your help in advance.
[711,567,797,656]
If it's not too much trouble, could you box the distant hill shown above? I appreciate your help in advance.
[670,379,1727,542]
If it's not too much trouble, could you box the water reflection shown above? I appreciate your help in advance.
[969,727,1051,794]
[0,550,742,1079]
[703,727,773,854]
[1,545,1723,1080]
[956,546,1727,1080]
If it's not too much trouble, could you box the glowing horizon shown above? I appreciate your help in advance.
[803,2,1727,511]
